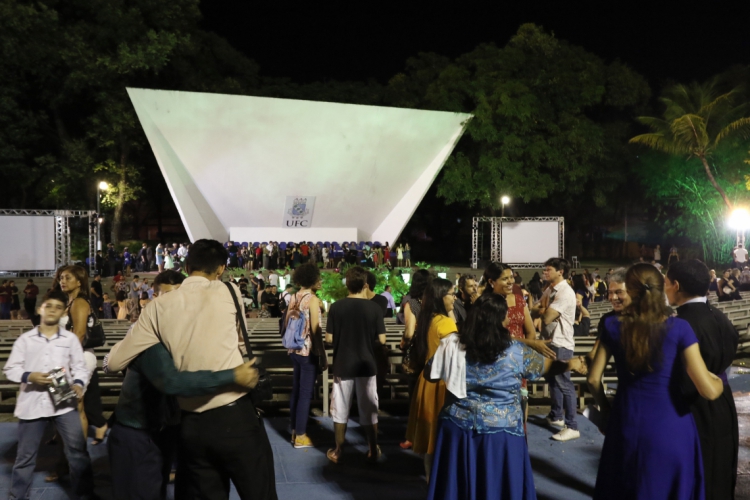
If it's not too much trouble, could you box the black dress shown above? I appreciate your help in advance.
[676,301,739,500]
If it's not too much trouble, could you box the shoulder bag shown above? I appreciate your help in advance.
[67,297,106,349]
[224,282,274,405]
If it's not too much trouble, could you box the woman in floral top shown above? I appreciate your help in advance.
[287,263,322,449]
[427,294,584,500]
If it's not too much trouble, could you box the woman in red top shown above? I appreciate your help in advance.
[481,263,557,426]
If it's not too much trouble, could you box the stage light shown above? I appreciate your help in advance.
[501,196,510,206]
[728,208,750,231]
[98,181,109,191]
[98,217,104,224]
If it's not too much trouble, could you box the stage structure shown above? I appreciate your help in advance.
[0,210,96,277]
[471,217,564,269]
[127,88,472,244]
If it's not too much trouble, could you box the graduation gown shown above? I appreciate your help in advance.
[676,301,739,500]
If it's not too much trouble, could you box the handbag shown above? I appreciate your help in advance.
[224,282,274,404]
[67,297,106,349]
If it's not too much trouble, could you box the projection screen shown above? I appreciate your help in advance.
[0,216,56,271]
[501,220,561,265]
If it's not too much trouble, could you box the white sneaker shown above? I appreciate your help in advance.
[552,427,580,441]
[546,417,564,428]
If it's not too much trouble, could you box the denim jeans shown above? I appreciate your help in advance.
[0,302,10,319]
[290,353,317,436]
[545,345,578,430]
[11,410,94,500]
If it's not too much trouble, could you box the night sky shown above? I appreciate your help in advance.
[199,0,750,87]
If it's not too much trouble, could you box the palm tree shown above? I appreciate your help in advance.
[630,80,750,211]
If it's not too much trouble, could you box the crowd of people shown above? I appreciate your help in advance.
[0,238,741,500]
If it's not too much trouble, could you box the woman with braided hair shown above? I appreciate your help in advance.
[588,263,724,500]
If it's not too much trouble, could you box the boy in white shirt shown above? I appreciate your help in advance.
[4,290,94,499]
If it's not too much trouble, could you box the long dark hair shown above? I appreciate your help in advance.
[620,263,670,372]
[413,278,453,369]
[460,294,512,364]
[481,262,512,295]
[408,269,432,300]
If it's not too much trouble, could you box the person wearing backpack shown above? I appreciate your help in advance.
[285,264,322,449]
[594,276,608,303]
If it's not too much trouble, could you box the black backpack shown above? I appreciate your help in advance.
[597,281,607,296]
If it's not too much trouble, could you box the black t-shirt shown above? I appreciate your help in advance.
[326,297,386,378]
[91,280,103,298]
[261,291,281,317]
[371,294,388,317]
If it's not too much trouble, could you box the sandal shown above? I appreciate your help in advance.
[367,445,382,464]
[399,440,412,450]
[326,448,341,464]
[44,473,59,483]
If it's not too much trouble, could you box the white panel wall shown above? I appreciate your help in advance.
[230,227,358,244]
[501,221,560,264]
[128,88,471,244]
[0,216,55,270]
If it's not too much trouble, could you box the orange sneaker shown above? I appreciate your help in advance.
[294,434,314,449]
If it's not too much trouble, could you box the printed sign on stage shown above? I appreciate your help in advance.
[283,196,316,228]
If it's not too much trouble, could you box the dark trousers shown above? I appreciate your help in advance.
[84,371,107,428]
[545,346,578,430]
[23,298,36,319]
[179,395,277,500]
[290,353,317,436]
[108,423,178,500]
[0,302,10,319]
[11,410,93,500]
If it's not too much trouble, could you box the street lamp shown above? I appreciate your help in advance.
[500,196,511,262]
[97,182,109,251]
[728,208,750,246]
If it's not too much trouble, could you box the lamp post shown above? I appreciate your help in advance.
[97,182,108,251]
[500,196,510,262]
[728,208,750,247]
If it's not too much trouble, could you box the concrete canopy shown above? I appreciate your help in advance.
[127,88,471,244]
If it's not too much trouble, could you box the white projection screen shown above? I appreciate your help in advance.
[0,216,55,271]
[501,220,561,265]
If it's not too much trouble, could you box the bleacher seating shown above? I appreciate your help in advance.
[1,291,748,415]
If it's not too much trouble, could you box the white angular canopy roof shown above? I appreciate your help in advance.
[127,88,471,244]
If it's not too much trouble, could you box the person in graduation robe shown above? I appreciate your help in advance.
[666,260,739,500]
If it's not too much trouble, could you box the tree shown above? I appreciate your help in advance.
[629,79,750,211]
[386,24,651,212]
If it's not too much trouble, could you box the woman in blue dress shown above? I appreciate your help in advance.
[427,293,585,500]
[587,263,725,500]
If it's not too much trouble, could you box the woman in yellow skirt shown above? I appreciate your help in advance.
[405,278,457,481]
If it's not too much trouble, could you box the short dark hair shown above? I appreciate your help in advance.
[292,263,320,288]
[345,266,368,293]
[186,239,228,274]
[545,258,571,278]
[42,290,68,306]
[140,292,150,300]
[366,271,378,292]
[153,270,186,292]
[458,274,476,293]
[27,279,33,283]
[666,260,711,297]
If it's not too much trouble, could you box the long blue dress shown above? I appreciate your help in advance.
[427,341,545,500]
[595,316,705,500]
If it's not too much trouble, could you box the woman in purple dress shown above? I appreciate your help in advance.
[588,263,725,499]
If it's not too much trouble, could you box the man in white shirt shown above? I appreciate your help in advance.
[532,257,579,441]
[4,291,94,499]
[268,269,279,288]
[733,244,748,269]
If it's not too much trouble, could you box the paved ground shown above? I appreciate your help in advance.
[0,375,748,500]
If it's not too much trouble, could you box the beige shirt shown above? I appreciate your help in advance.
[106,276,246,412]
